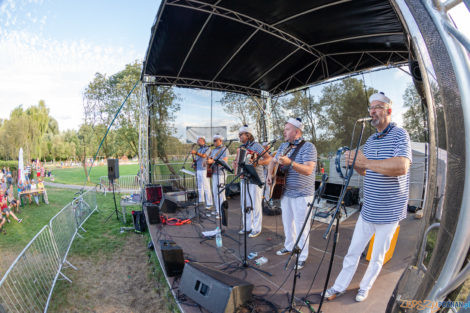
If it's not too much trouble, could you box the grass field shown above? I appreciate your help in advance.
[45,163,141,185]
[0,187,78,277]
[0,187,178,312]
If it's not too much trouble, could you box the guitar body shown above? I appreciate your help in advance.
[206,165,213,178]
[270,164,287,200]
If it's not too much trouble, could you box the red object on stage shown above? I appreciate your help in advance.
[145,184,163,204]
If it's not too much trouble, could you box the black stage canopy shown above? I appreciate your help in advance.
[142,0,410,96]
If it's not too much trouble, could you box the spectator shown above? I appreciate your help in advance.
[0,169,4,182]
[31,179,39,205]
[37,179,49,204]
[6,185,19,213]
[6,167,12,187]
[0,191,22,224]
[1,178,6,192]
[25,178,32,204]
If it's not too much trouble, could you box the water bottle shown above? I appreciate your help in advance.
[215,226,223,248]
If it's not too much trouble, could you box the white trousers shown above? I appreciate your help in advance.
[240,180,263,233]
[281,195,314,262]
[211,174,226,214]
[196,170,212,206]
[332,214,398,292]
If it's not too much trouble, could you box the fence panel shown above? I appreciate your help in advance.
[0,226,60,313]
[49,203,77,264]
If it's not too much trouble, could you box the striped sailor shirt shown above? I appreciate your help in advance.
[361,123,412,224]
[195,146,209,170]
[209,146,228,175]
[242,141,266,183]
[275,138,317,197]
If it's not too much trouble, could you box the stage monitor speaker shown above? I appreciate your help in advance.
[159,240,184,277]
[143,202,160,224]
[107,158,119,181]
[180,263,253,313]
[160,198,178,213]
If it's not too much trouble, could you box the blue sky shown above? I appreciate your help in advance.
[0,0,468,141]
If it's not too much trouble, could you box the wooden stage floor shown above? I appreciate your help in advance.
[146,196,419,313]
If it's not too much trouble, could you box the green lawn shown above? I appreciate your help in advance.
[0,188,77,252]
[45,163,141,185]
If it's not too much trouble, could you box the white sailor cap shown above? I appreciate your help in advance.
[213,134,224,140]
[196,136,206,141]
[369,92,392,106]
[238,125,253,134]
[287,117,304,131]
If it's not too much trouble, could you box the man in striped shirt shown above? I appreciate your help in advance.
[324,92,412,302]
[237,125,272,238]
[191,136,213,210]
[207,135,229,219]
[267,117,317,270]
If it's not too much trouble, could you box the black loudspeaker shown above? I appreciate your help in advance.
[180,263,253,313]
[160,198,178,213]
[144,202,160,224]
[107,159,119,180]
[160,240,184,277]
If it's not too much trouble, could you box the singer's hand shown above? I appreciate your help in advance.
[207,158,214,165]
[191,150,196,155]
[345,150,367,168]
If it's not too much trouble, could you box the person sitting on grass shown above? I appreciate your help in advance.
[37,179,49,204]
[0,191,22,224]
[6,185,19,213]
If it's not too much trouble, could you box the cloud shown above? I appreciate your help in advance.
[0,28,141,131]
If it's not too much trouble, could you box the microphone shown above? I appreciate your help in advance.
[268,135,283,145]
[357,117,372,122]
[224,138,238,143]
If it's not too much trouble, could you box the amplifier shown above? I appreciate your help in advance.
[159,240,184,277]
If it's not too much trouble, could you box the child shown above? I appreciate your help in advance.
[0,191,22,224]
[6,185,19,213]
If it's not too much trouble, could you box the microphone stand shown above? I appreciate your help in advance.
[316,120,367,313]
[282,174,329,313]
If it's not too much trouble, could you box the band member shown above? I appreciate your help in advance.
[191,136,213,209]
[207,135,228,219]
[323,92,411,302]
[267,118,317,270]
[237,125,272,238]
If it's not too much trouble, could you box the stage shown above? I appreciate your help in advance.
[146,196,419,313]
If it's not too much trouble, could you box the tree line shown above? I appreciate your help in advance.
[0,61,426,168]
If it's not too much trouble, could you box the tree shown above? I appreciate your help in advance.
[318,78,376,151]
[147,85,181,178]
[83,61,142,158]
[219,93,268,141]
[402,84,427,142]
[280,90,323,144]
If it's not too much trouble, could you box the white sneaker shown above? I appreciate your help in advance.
[355,289,369,302]
[321,287,344,300]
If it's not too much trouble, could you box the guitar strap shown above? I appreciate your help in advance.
[281,140,306,173]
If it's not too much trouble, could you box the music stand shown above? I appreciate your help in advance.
[224,159,272,276]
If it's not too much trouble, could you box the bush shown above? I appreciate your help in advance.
[0,160,18,171]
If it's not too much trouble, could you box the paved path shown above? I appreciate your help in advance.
[44,181,95,190]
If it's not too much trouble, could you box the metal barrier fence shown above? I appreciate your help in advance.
[0,188,98,313]
[99,162,241,195]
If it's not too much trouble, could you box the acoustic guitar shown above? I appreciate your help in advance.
[269,145,293,200]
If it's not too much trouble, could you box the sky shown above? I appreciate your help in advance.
[0,0,469,140]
